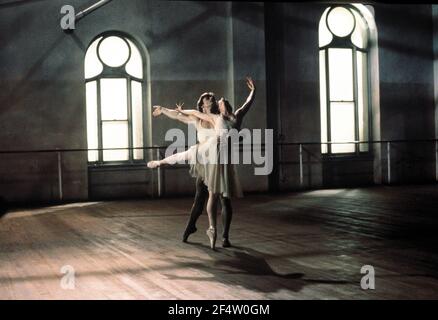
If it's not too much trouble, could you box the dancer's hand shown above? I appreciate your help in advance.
[175,102,184,113]
[152,105,162,117]
[246,77,255,91]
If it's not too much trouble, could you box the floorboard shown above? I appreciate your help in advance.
[1,184,438,299]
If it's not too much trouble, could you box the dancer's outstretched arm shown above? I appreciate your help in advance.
[152,105,197,124]
[234,77,256,125]
[176,105,215,126]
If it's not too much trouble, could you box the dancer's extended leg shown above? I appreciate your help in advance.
[147,149,192,168]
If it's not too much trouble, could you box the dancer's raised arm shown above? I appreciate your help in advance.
[152,105,197,124]
[176,104,215,126]
[234,77,256,125]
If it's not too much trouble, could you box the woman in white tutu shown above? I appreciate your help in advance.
[148,96,245,250]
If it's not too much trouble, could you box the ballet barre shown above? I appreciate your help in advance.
[1,139,437,200]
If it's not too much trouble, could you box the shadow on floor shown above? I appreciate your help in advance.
[164,243,353,294]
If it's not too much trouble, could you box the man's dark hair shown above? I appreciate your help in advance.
[197,92,219,114]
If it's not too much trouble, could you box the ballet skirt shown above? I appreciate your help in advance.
[189,116,243,198]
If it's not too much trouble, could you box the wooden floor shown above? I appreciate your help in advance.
[1,184,438,299]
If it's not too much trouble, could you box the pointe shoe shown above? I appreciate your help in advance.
[206,227,217,250]
[147,161,160,169]
[182,225,197,243]
[222,238,231,248]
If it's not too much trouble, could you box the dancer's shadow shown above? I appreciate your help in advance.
[164,242,352,294]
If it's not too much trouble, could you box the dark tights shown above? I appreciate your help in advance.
[184,177,233,239]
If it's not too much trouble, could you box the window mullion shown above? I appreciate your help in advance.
[353,48,359,155]
[325,48,332,154]
[142,81,146,162]
[127,77,133,163]
[97,79,103,164]
[366,52,372,151]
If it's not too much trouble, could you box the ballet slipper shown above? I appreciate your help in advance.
[206,227,217,250]
[147,161,160,168]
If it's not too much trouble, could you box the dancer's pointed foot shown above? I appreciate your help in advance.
[147,161,160,169]
[182,225,197,243]
[206,227,217,250]
[222,238,231,248]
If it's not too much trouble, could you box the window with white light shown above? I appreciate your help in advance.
[85,33,145,163]
[319,5,371,155]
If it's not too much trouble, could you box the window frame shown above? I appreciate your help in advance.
[85,31,147,166]
[319,5,373,158]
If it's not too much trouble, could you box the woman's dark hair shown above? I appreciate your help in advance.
[197,92,219,114]
[220,98,233,115]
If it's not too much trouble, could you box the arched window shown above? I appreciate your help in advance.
[85,32,145,163]
[319,5,371,154]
